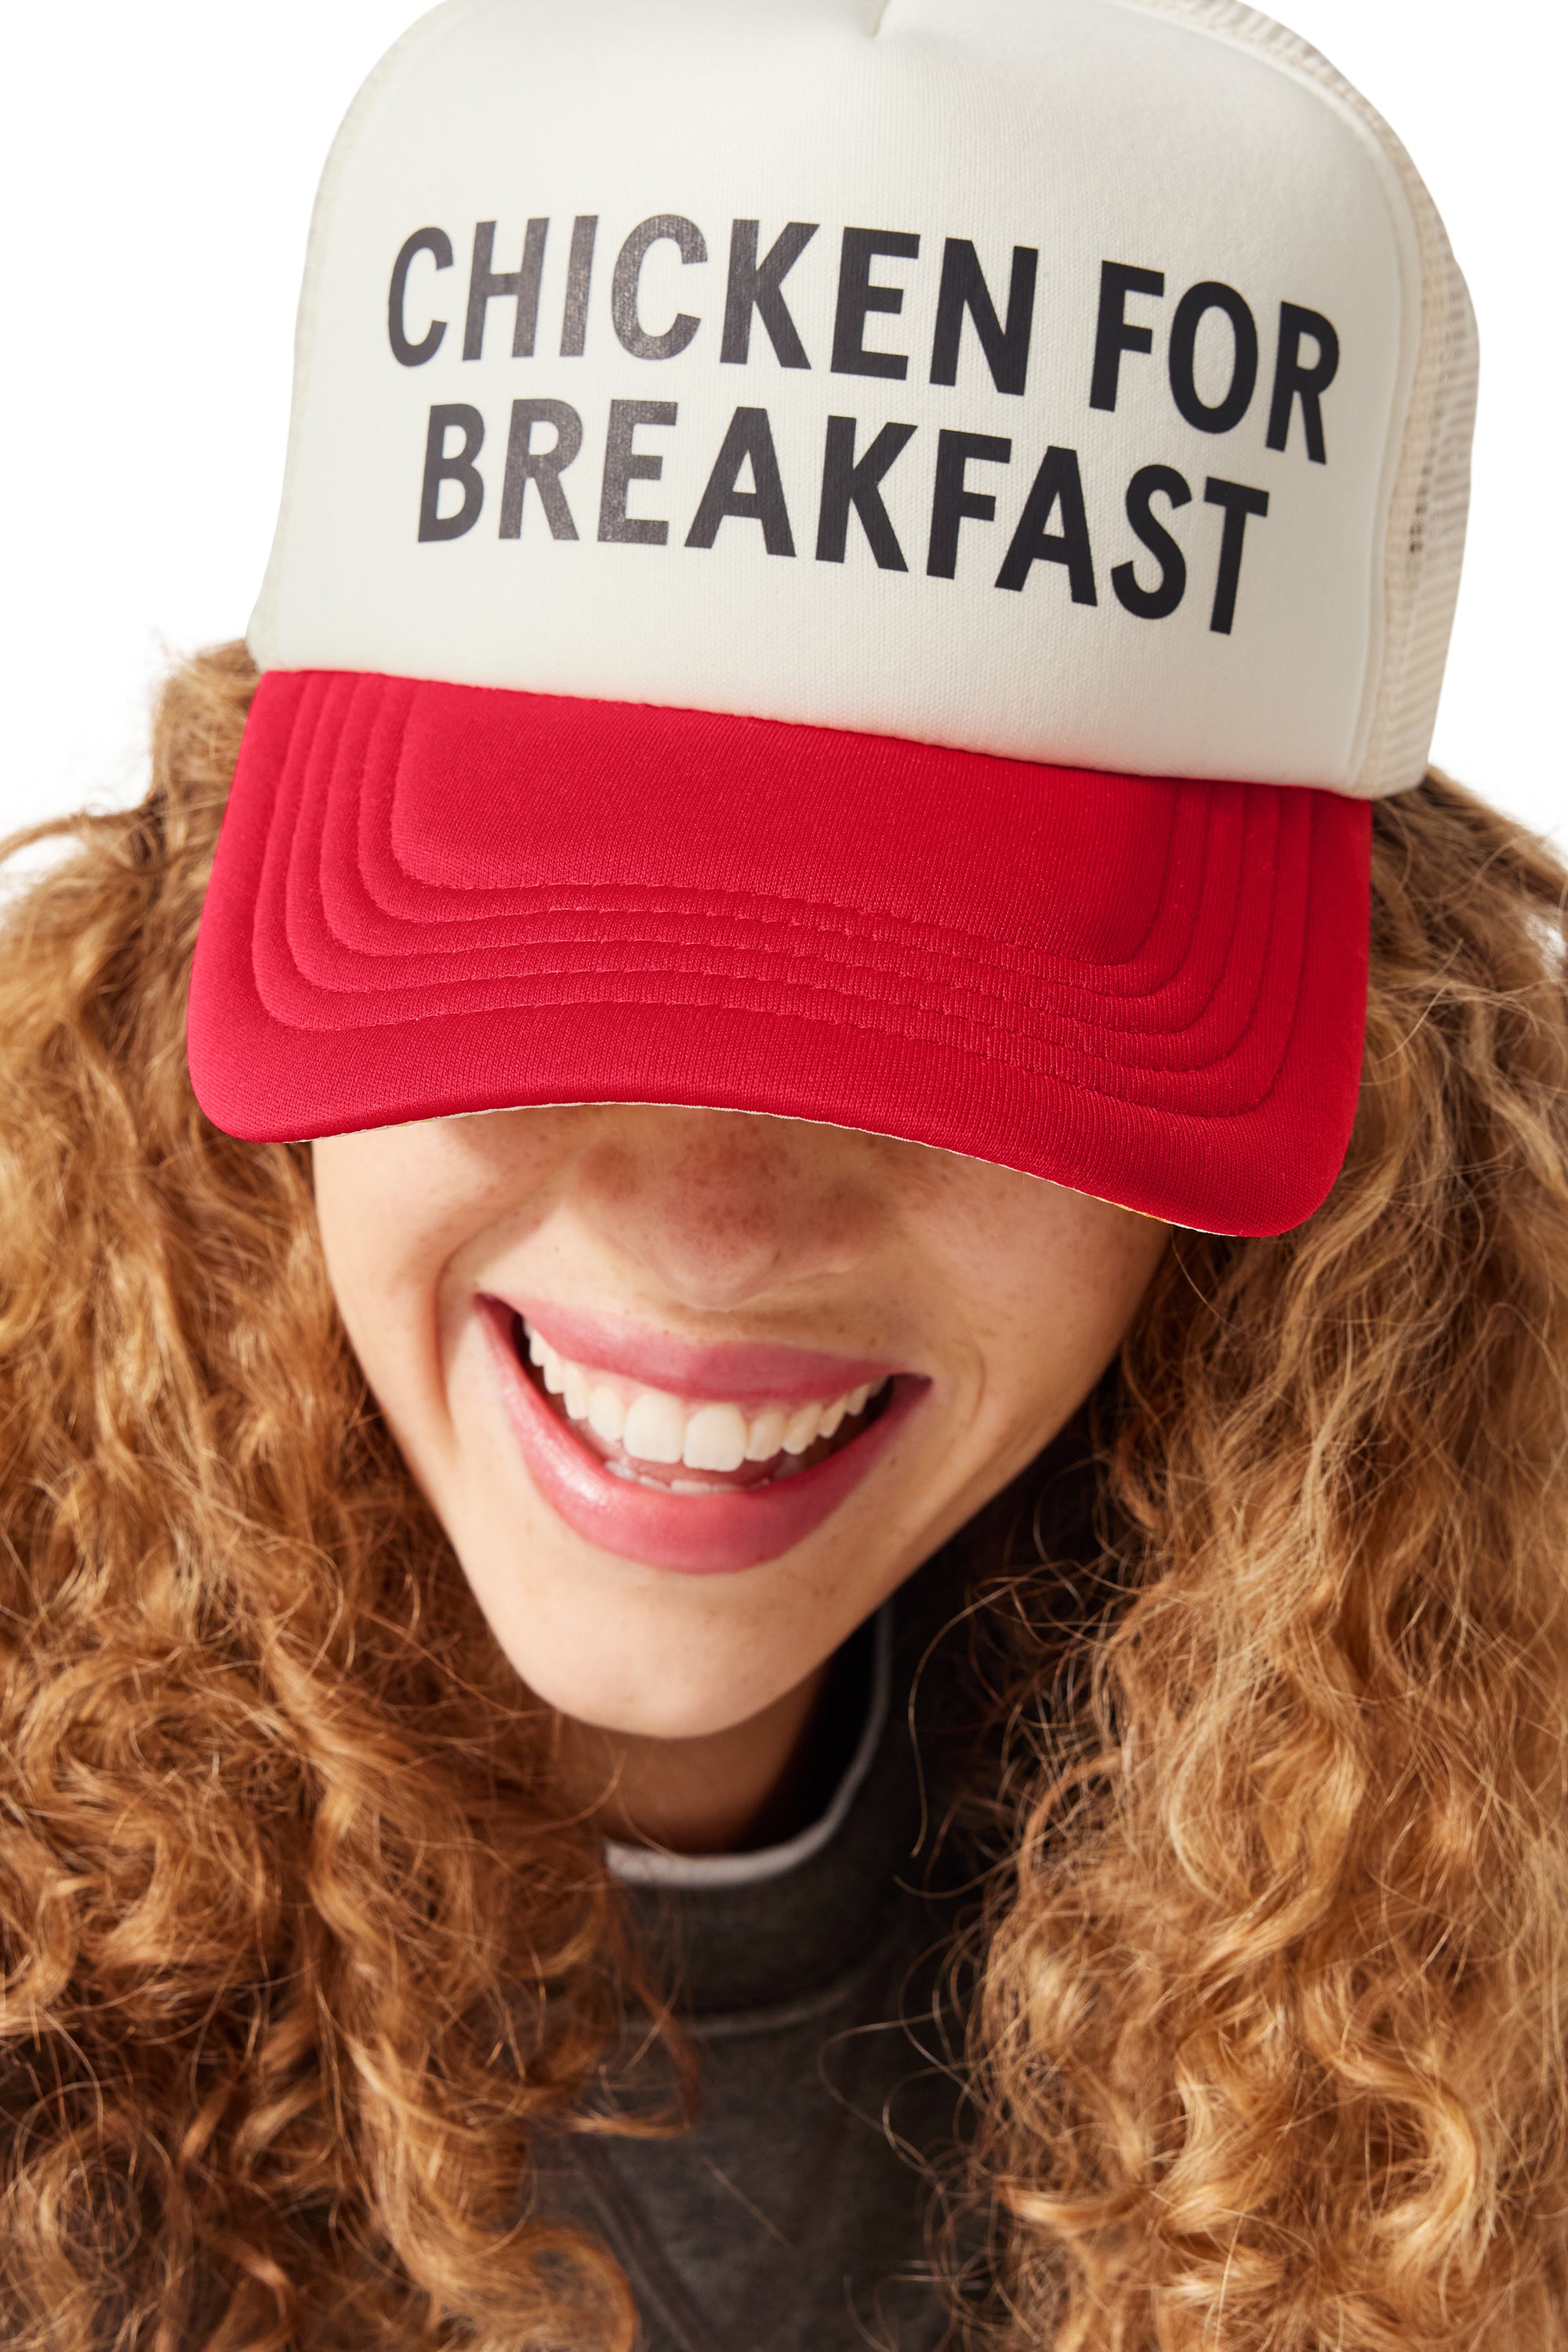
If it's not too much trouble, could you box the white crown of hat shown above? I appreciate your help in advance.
[252,0,1477,799]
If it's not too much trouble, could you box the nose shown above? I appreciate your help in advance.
[572,1106,880,1314]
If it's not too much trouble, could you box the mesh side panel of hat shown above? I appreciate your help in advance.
[1114,0,1479,796]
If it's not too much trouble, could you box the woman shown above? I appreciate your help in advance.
[5,2,1566,2347]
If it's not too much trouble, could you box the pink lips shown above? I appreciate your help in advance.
[481,1300,925,1576]
[503,1297,901,1409]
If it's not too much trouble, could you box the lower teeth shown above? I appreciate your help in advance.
[602,1454,809,1496]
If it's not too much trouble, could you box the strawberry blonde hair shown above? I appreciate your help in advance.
[2,645,1567,2347]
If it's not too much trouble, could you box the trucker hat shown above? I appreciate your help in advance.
[185,0,1477,1237]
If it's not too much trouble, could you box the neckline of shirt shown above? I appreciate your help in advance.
[604,1604,894,1893]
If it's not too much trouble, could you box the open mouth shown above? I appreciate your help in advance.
[506,1311,899,1495]
[481,1299,927,1573]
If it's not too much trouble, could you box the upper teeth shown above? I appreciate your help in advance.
[524,1322,885,1473]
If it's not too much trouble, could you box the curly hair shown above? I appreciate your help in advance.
[2,645,1567,2347]
[0,648,671,2350]
[968,763,1568,2344]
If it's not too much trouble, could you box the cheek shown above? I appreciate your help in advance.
[311,1131,520,1463]
[313,1144,437,1364]
[1031,1210,1170,1347]
[912,1168,1169,1417]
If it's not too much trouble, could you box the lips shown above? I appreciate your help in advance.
[480,1299,927,1574]
[506,1298,901,1407]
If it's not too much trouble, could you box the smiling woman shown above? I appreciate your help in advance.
[5,4,1568,2350]
[312,1103,1166,1849]
[6,644,1568,2350]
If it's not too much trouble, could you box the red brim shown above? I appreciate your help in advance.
[186,670,1371,1236]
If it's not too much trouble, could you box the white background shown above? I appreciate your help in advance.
[2,0,1563,842]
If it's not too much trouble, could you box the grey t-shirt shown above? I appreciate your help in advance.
[533,1603,967,2352]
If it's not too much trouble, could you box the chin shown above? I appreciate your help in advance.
[454,1566,802,1737]
[510,1639,793,1742]
[439,1484,838,1740]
